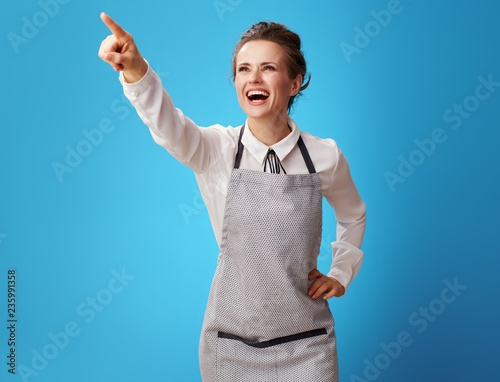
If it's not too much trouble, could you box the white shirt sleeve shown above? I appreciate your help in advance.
[323,145,367,291]
[119,63,228,174]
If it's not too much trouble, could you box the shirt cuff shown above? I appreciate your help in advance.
[118,59,155,93]
[327,240,364,291]
[327,268,351,291]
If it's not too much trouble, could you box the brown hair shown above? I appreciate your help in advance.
[231,21,311,113]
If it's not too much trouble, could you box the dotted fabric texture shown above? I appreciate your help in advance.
[199,169,338,382]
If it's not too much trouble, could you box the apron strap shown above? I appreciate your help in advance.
[233,124,245,169]
[297,136,316,174]
[233,124,316,174]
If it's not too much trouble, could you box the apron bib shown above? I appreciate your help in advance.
[199,126,338,382]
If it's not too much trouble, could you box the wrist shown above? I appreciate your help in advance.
[123,58,148,83]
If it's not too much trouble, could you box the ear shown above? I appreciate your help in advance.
[290,74,303,96]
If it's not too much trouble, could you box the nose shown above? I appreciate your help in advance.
[249,70,262,83]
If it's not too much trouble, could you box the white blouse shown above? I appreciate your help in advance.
[119,64,367,290]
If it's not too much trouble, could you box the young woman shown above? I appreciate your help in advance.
[99,12,366,381]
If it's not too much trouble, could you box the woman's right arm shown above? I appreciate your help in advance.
[98,13,226,173]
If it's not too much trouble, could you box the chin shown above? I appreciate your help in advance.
[243,105,278,119]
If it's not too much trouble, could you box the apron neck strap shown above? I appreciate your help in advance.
[297,135,316,174]
[233,124,245,169]
[233,124,316,174]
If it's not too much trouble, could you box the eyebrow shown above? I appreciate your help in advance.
[237,61,279,67]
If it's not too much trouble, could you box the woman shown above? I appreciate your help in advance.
[99,12,366,381]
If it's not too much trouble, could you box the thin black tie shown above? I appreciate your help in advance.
[264,149,286,174]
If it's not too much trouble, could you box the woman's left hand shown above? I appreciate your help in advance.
[307,269,345,300]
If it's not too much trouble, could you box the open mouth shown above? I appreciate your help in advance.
[247,90,270,103]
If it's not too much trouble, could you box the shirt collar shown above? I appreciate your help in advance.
[241,117,301,166]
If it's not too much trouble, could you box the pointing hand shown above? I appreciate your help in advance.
[98,12,148,83]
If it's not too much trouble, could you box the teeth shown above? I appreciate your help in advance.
[247,90,270,97]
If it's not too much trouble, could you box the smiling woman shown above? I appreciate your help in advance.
[98,13,366,382]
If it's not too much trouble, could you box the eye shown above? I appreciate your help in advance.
[264,65,276,71]
[237,66,249,72]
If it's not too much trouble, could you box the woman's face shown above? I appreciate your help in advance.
[234,40,301,122]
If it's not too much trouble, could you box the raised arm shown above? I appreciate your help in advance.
[98,12,148,83]
[97,13,234,174]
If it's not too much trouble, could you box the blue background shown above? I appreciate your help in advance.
[1,0,499,381]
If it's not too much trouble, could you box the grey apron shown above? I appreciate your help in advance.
[199,125,338,382]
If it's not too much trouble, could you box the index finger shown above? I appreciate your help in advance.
[100,12,127,38]
[308,269,322,280]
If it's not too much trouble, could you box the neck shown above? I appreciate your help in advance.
[247,113,290,146]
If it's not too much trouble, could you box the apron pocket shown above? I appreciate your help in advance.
[215,329,328,382]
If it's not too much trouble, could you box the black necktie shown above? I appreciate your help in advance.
[264,149,286,174]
